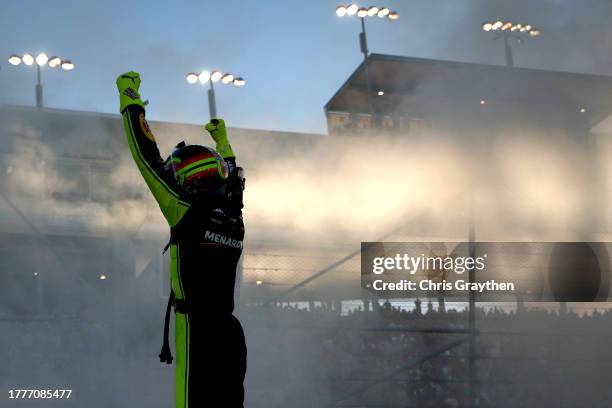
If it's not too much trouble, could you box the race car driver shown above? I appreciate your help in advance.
[116,71,246,407]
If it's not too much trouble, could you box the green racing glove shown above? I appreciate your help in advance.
[205,118,235,159]
[116,71,145,113]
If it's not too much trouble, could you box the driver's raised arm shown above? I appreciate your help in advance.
[116,71,190,227]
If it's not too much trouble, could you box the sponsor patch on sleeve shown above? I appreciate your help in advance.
[139,113,156,142]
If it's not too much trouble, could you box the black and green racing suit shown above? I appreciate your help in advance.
[121,104,246,408]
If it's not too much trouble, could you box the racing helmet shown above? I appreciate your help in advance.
[165,142,229,197]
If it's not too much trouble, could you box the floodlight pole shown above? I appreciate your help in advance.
[207,80,217,119]
[502,32,514,67]
[359,17,375,116]
[36,64,43,108]
[484,22,541,68]
[187,71,244,120]
[8,53,74,109]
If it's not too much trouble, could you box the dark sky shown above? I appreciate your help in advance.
[1,0,612,133]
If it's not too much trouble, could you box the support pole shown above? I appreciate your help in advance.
[503,32,514,67]
[208,80,217,119]
[36,65,43,109]
[360,17,374,118]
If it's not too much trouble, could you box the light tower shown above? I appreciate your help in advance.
[482,21,541,67]
[186,69,245,119]
[8,52,74,108]
[336,4,399,115]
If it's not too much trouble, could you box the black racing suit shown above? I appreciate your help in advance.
[121,104,246,408]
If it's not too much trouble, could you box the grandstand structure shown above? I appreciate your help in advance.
[325,53,612,140]
[5,56,612,314]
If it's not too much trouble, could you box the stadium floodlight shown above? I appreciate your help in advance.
[8,51,74,108]
[482,20,541,67]
[22,53,34,66]
[186,72,198,84]
[377,90,384,96]
[580,107,586,113]
[198,70,210,83]
[335,4,399,115]
[339,4,398,21]
[8,54,21,66]
[210,70,223,83]
[100,274,107,280]
[186,66,245,119]
[35,53,48,66]
[377,7,389,18]
[61,60,74,71]
[221,73,234,84]
[388,11,399,20]
[48,56,61,68]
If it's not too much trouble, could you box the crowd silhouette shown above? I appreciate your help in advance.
[2,299,612,407]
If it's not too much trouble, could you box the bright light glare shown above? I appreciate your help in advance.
[198,70,210,83]
[8,54,21,66]
[186,73,198,84]
[233,77,246,87]
[336,5,347,16]
[510,25,518,31]
[377,90,384,96]
[492,21,503,30]
[377,8,389,18]
[61,60,74,70]
[256,280,263,285]
[482,23,492,32]
[388,11,399,20]
[580,107,586,113]
[480,100,486,105]
[36,53,48,66]
[367,6,379,16]
[100,274,107,280]
[221,73,234,84]
[529,29,541,37]
[347,4,358,15]
[48,56,61,68]
[501,22,512,31]
[211,71,223,82]
[357,7,368,17]
[22,53,34,66]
